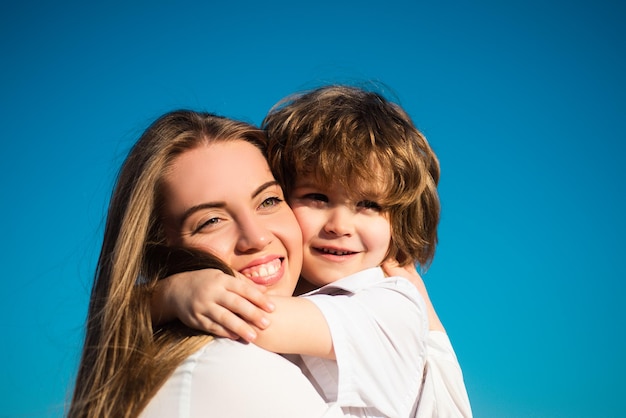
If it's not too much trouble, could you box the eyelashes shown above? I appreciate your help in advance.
[298,192,383,212]
[260,196,284,208]
[191,196,285,235]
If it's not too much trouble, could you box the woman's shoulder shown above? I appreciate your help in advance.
[152,338,340,418]
[194,337,301,373]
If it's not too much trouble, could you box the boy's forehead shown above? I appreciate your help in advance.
[293,175,323,188]
[293,172,388,198]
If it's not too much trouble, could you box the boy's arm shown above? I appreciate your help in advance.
[151,270,334,358]
[150,269,275,342]
[252,295,335,359]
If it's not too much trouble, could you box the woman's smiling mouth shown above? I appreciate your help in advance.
[240,257,284,285]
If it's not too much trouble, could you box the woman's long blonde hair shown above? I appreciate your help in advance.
[69,110,267,418]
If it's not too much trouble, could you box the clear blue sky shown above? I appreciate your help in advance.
[1,1,624,417]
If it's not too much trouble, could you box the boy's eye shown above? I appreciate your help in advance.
[357,200,383,211]
[260,196,283,208]
[304,193,329,202]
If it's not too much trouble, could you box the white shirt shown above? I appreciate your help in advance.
[295,267,429,417]
[416,331,473,417]
[141,337,344,418]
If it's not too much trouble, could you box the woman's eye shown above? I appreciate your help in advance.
[260,196,283,209]
[194,217,220,234]
[357,200,382,211]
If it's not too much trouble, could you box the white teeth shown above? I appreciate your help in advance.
[321,248,351,256]
[241,259,280,279]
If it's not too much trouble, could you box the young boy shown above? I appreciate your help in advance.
[154,85,471,417]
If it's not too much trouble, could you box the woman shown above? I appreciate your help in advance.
[69,110,342,417]
[150,85,472,417]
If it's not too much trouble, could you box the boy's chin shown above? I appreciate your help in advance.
[300,271,341,287]
[302,268,362,287]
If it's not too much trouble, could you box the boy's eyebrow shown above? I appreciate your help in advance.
[292,179,321,189]
[179,181,280,225]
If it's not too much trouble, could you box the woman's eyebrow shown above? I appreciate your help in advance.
[179,181,280,226]
[180,201,225,226]
[252,180,280,198]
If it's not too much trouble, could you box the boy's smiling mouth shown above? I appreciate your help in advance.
[314,247,358,256]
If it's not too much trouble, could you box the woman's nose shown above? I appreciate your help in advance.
[236,214,272,252]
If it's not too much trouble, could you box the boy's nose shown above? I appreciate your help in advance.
[323,206,354,236]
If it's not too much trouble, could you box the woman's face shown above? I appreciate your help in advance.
[161,140,302,297]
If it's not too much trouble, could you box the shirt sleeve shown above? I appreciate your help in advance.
[302,277,429,417]
[414,331,473,418]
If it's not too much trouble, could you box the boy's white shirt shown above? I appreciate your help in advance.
[286,266,429,417]
[416,331,473,417]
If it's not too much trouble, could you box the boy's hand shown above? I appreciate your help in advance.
[381,260,445,332]
[381,259,427,291]
[152,269,275,342]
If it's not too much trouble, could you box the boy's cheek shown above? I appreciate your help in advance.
[290,207,317,236]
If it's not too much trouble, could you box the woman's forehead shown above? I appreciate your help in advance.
[164,140,275,205]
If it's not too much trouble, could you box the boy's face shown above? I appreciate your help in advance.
[289,177,391,287]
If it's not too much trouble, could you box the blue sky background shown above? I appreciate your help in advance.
[1,1,624,417]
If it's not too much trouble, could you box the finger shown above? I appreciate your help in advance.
[196,316,242,341]
[226,280,275,312]
[199,308,259,342]
[232,271,271,295]
[381,259,404,276]
[218,291,271,330]
[382,258,401,269]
